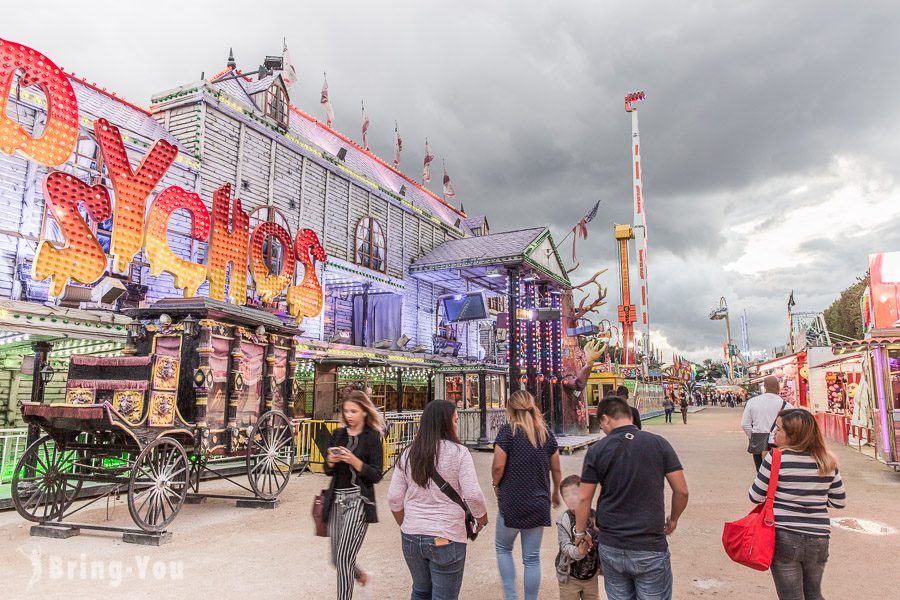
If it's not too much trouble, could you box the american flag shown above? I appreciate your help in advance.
[423,139,434,182]
[361,101,369,150]
[393,123,403,166]
[320,75,334,128]
[442,163,456,198]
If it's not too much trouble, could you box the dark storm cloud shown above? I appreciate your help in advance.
[6,0,899,357]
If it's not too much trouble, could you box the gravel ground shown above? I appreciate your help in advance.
[1,407,898,599]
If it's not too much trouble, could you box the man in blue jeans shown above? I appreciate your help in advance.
[574,396,690,600]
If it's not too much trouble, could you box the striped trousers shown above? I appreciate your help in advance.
[329,487,369,600]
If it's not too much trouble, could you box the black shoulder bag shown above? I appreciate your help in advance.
[747,400,786,454]
[432,470,479,541]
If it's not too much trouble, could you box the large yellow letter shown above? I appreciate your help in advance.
[145,186,210,297]
[94,118,177,273]
[206,184,249,304]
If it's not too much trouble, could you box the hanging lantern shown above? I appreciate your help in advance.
[519,375,528,384]
[550,376,558,384]
[536,373,545,383]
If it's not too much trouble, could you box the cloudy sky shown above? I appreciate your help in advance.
[7,1,900,362]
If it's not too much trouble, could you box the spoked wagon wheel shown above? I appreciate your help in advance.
[127,437,189,532]
[12,435,83,522]
[247,410,296,500]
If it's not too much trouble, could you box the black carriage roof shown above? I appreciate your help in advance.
[126,297,301,336]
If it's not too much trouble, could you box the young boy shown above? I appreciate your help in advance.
[555,475,601,600]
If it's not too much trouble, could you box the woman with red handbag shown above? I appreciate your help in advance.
[748,409,846,600]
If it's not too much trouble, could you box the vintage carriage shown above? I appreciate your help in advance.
[12,297,299,537]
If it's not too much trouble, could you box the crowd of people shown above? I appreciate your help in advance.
[318,374,846,600]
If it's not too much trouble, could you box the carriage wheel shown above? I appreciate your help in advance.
[247,410,296,500]
[12,435,83,522]
[127,437,189,532]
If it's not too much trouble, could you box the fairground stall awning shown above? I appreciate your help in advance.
[408,227,570,291]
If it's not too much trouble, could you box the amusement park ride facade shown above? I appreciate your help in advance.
[0,36,618,539]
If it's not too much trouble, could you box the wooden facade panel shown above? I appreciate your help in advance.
[164,105,201,155]
[273,147,303,232]
[239,129,271,208]
[324,172,349,261]
[300,161,326,233]
[387,205,404,280]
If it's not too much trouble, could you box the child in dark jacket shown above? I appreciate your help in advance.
[555,475,601,600]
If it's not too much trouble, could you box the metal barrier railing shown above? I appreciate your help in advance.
[0,427,28,485]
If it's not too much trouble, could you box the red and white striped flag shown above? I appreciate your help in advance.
[393,122,403,166]
[320,74,334,127]
[442,162,456,198]
[423,139,434,182]
[361,101,369,150]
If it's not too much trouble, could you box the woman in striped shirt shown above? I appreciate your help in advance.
[749,409,846,600]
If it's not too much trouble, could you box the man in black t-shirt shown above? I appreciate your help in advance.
[615,384,642,430]
[574,396,689,600]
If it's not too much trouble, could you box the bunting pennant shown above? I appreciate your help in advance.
[320,74,334,127]
[281,39,298,88]
[361,101,369,150]
[442,162,456,198]
[569,199,602,262]
[423,139,434,182]
[393,122,402,166]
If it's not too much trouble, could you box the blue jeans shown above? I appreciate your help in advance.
[597,544,673,600]
[494,512,544,600]
[401,533,467,600]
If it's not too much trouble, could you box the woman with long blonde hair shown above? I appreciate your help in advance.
[323,390,385,599]
[748,409,846,600]
[492,390,562,600]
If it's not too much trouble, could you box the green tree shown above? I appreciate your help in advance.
[695,358,725,383]
[823,274,869,340]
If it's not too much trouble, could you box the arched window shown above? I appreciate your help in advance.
[355,217,386,273]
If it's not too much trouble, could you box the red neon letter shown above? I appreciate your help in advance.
[32,172,111,296]
[0,38,78,166]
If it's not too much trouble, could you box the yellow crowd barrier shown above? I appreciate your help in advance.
[295,414,421,474]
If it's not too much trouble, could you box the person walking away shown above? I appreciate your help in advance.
[742,376,792,471]
[324,391,385,600]
[574,396,689,600]
[492,390,563,600]
[556,475,601,600]
[388,400,488,600]
[679,394,689,424]
[662,395,675,424]
[615,384,642,430]
[748,409,846,600]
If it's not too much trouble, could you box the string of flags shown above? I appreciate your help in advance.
[309,67,458,203]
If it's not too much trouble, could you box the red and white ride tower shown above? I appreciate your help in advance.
[625,91,650,364]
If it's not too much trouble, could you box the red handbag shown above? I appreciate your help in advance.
[722,448,782,571]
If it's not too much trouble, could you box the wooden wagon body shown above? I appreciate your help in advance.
[13,298,299,536]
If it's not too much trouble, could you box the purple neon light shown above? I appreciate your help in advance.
[872,346,892,457]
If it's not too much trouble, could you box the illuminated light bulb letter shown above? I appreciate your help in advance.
[145,186,210,297]
[287,229,326,321]
[0,38,78,166]
[249,222,295,303]
[207,184,249,305]
[94,118,177,273]
[32,172,112,296]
